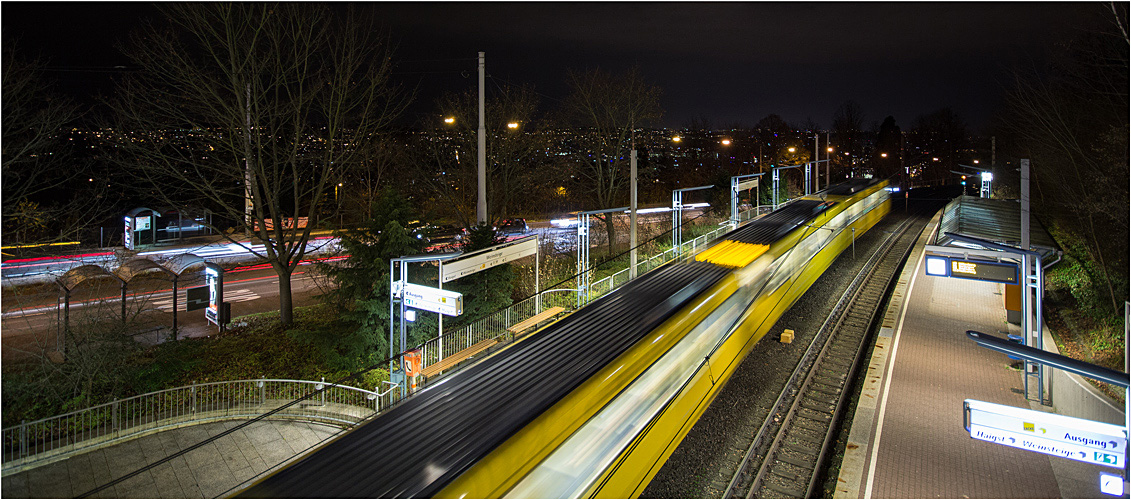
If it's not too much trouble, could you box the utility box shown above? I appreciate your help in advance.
[780,329,795,344]
[404,349,423,378]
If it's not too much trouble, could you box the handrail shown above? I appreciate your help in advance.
[2,378,386,475]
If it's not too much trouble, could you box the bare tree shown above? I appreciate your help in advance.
[910,107,967,184]
[2,50,106,245]
[108,4,407,324]
[1001,3,1128,313]
[414,83,548,227]
[831,100,865,174]
[558,66,662,256]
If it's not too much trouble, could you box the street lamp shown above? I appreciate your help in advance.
[672,136,682,142]
[507,122,519,129]
[788,147,796,153]
[881,152,888,158]
[444,116,455,125]
[721,139,731,146]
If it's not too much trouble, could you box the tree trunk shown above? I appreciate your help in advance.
[603,215,617,258]
[276,265,294,325]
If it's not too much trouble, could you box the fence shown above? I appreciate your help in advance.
[0,205,775,475]
[1,378,388,474]
[413,206,769,377]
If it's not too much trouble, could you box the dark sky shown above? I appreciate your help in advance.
[2,2,1104,132]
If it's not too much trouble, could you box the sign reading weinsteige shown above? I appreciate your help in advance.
[964,399,1127,468]
[441,236,537,283]
[403,283,463,316]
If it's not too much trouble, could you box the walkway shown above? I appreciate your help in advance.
[836,216,1112,498]
[1,419,340,498]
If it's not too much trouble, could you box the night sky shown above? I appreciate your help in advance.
[2,2,1104,132]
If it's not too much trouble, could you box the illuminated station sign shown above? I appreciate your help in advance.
[925,254,1019,285]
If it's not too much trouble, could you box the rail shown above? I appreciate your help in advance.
[723,213,923,498]
[1,378,385,475]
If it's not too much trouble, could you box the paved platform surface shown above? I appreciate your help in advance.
[1,419,340,498]
[836,218,1113,498]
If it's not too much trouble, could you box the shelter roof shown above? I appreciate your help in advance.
[58,265,120,291]
[932,196,1059,259]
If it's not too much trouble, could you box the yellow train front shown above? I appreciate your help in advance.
[238,178,891,499]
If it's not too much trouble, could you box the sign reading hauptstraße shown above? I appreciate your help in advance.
[403,283,463,316]
[964,399,1127,468]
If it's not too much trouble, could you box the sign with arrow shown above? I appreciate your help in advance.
[964,399,1127,468]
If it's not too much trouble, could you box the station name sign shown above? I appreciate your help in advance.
[964,399,1127,469]
[441,236,537,283]
[925,254,1019,285]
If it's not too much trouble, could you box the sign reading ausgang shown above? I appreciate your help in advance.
[441,236,537,283]
[403,283,463,316]
[964,399,1127,468]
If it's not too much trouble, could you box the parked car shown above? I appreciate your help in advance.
[494,218,529,236]
[427,224,467,245]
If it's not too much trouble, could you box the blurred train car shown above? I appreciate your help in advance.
[239,178,891,499]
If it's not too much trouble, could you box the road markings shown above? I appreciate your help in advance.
[152,289,260,312]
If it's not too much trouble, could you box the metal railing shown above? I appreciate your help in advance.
[2,378,384,474]
[0,206,779,476]
[413,206,770,376]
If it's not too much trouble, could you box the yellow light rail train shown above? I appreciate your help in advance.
[239,178,891,499]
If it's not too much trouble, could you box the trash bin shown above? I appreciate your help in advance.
[1006,334,1023,360]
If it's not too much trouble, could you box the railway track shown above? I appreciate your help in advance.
[722,211,925,499]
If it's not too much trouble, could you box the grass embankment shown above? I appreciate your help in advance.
[1,303,385,428]
[1043,226,1127,404]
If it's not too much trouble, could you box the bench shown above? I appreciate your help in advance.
[506,306,567,336]
[420,337,499,379]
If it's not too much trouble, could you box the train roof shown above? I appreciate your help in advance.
[240,261,730,498]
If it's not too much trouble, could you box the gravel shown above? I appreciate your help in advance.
[641,210,912,499]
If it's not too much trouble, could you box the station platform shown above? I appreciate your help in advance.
[835,213,1117,498]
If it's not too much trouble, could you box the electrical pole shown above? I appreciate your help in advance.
[630,150,638,279]
[813,133,819,192]
[477,51,487,226]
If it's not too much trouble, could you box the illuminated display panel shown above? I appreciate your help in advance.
[948,258,1018,285]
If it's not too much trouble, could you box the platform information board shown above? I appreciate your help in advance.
[964,399,1127,468]
[925,254,1019,285]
